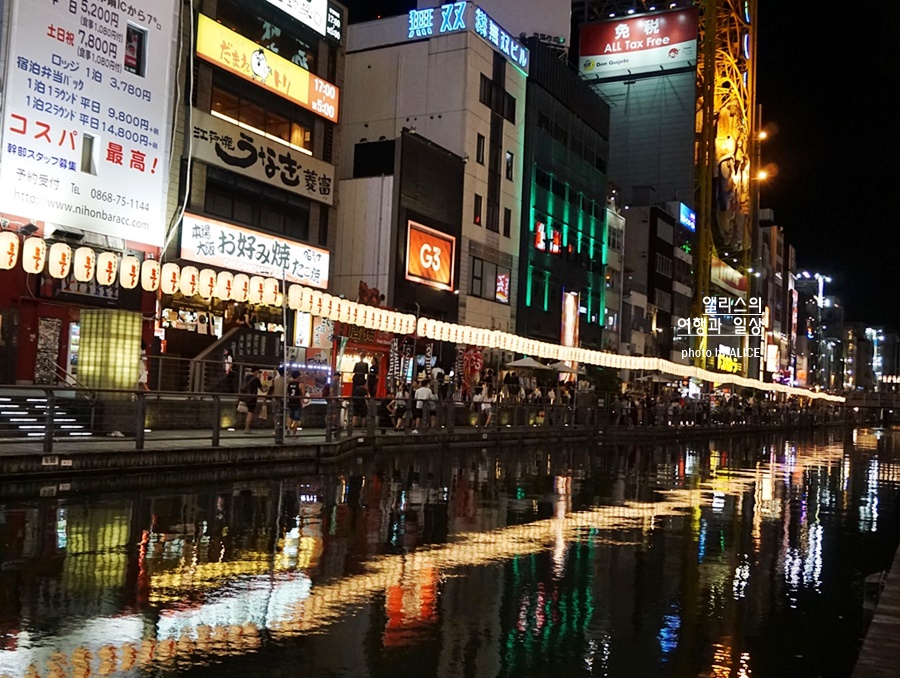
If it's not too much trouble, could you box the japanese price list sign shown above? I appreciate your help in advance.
[0,0,178,246]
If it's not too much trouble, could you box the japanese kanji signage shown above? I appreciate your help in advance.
[180,213,330,290]
[472,6,529,74]
[191,109,334,206]
[0,0,179,246]
[195,14,339,124]
[404,4,529,74]
[579,8,698,79]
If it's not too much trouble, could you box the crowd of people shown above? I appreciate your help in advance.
[227,354,843,436]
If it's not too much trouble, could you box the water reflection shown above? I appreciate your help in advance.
[0,430,899,677]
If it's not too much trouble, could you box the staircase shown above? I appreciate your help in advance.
[0,395,94,440]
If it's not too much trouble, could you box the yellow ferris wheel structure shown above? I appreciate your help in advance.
[573,0,760,369]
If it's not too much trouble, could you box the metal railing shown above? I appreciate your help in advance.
[0,384,853,454]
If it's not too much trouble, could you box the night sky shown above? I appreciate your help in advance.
[341,0,900,326]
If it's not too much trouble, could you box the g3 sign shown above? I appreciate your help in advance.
[406,221,456,291]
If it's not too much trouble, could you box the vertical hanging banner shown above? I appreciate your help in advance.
[0,0,178,246]
[424,342,434,380]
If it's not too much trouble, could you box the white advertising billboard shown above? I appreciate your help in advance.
[180,213,330,290]
[579,8,698,80]
[266,0,328,36]
[191,109,335,206]
[0,0,178,246]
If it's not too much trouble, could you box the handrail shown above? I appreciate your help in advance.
[50,363,97,401]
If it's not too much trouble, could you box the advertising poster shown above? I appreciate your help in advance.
[180,213,330,289]
[196,14,339,124]
[191,109,334,206]
[405,220,455,291]
[579,8,697,79]
[0,0,179,246]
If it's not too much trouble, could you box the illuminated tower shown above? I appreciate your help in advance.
[573,0,759,367]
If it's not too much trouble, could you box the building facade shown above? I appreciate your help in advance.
[516,39,610,349]
[339,4,528,335]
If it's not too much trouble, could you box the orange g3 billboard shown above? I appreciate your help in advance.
[406,221,455,291]
[196,14,340,123]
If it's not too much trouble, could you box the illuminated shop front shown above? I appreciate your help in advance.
[0,0,182,385]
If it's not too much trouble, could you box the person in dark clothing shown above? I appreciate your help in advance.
[240,367,263,432]
[351,382,369,432]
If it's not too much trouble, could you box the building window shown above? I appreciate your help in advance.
[505,151,513,180]
[204,167,311,241]
[211,83,313,154]
[470,256,510,304]
[654,289,672,313]
[486,202,500,232]
[476,134,485,165]
[608,226,623,253]
[655,253,672,278]
[474,194,483,225]
[479,74,492,107]
[503,207,512,238]
[503,92,516,124]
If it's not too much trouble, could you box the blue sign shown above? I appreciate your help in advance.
[679,203,696,232]
[408,2,467,39]
[405,3,529,74]
[474,6,529,73]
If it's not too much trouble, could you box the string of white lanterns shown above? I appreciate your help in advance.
[0,237,843,402]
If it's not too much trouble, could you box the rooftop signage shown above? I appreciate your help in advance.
[405,2,529,74]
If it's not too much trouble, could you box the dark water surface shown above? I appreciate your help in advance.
[1,429,900,677]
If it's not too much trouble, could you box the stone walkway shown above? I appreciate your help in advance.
[853,542,900,677]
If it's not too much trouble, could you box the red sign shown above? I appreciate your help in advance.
[579,8,698,79]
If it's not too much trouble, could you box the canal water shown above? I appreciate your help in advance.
[1,429,899,678]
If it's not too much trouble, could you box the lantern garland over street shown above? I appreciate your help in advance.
[0,240,843,402]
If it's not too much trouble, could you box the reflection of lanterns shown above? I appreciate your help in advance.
[233,274,250,302]
[48,242,72,279]
[141,259,160,291]
[199,269,217,298]
[97,252,118,286]
[22,237,46,274]
[215,271,234,300]
[160,263,180,295]
[0,231,20,270]
[248,276,265,305]
[74,247,96,282]
[120,255,140,289]
[263,277,280,306]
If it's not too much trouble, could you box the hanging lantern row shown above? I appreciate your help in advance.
[0,234,843,402]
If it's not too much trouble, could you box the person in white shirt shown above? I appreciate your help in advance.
[413,380,434,432]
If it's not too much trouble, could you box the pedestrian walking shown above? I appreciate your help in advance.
[238,367,263,433]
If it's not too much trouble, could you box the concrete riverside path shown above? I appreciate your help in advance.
[852,540,900,678]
